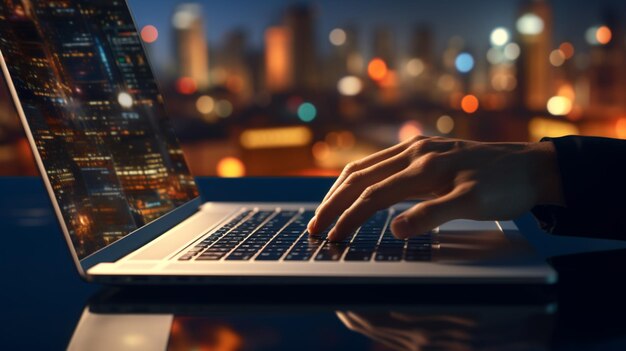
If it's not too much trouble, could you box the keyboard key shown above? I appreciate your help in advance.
[226,210,297,261]
[285,252,311,261]
[375,253,402,261]
[256,211,313,261]
[178,210,253,261]
[256,251,285,261]
[197,253,225,260]
[344,251,373,261]
[405,253,432,261]
[315,242,349,261]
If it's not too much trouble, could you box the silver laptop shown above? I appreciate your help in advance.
[0,0,556,285]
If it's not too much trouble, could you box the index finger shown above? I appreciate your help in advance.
[327,170,416,241]
[318,136,426,208]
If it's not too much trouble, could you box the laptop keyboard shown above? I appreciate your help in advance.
[178,209,434,262]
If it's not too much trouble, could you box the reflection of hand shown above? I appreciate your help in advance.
[308,137,563,241]
[336,311,475,351]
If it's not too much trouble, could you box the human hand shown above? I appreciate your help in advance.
[308,137,563,241]
[336,310,475,351]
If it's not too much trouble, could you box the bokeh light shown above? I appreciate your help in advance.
[337,76,362,96]
[455,52,474,73]
[196,95,215,114]
[297,102,317,122]
[559,42,575,59]
[379,70,397,88]
[491,73,517,91]
[487,47,504,65]
[216,157,245,177]
[557,84,576,101]
[117,92,133,108]
[437,74,456,91]
[585,26,599,45]
[140,25,158,43]
[329,28,347,46]
[312,141,330,161]
[547,96,573,116]
[549,49,565,67]
[215,99,233,118]
[529,118,579,141]
[406,58,424,77]
[436,115,455,134]
[461,94,479,114]
[503,42,520,60]
[337,131,356,148]
[398,121,422,142]
[596,25,612,45]
[172,7,196,29]
[175,77,197,95]
[516,13,544,35]
[240,126,312,149]
[368,58,388,81]
[490,27,510,46]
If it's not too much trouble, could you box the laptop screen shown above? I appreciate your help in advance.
[0,0,199,259]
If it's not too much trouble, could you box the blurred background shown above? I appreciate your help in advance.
[2,0,626,177]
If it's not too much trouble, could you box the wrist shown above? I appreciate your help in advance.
[526,141,565,206]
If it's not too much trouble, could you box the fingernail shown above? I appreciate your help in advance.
[327,228,336,241]
[392,216,410,239]
[307,216,317,233]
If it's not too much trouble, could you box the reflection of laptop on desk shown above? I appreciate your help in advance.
[69,287,555,350]
[0,0,555,284]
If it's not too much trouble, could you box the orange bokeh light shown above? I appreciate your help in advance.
[616,118,626,139]
[398,121,422,142]
[216,157,245,177]
[312,141,331,161]
[368,58,388,81]
[461,94,479,114]
[140,25,158,43]
[176,77,197,95]
[559,42,574,59]
[596,26,612,45]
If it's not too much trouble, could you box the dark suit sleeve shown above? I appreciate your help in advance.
[531,135,626,240]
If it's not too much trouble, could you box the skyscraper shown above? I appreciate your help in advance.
[516,0,552,111]
[410,26,434,68]
[284,5,317,91]
[220,29,253,101]
[588,10,626,111]
[373,27,396,69]
[325,26,359,89]
[172,3,210,90]
[264,26,293,92]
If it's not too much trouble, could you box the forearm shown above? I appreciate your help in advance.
[526,140,564,206]
[531,136,626,239]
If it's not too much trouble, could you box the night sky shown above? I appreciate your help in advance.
[128,0,626,71]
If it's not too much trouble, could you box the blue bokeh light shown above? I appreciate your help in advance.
[455,52,474,73]
[297,102,317,122]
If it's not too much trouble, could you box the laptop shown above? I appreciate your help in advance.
[0,0,556,285]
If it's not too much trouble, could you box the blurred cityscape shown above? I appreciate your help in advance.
[2,0,626,177]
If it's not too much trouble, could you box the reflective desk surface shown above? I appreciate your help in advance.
[3,177,626,351]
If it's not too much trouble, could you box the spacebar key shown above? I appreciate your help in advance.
[344,250,373,261]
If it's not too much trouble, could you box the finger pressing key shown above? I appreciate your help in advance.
[308,150,412,235]
[317,136,425,213]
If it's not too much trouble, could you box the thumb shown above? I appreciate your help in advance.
[390,189,471,239]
